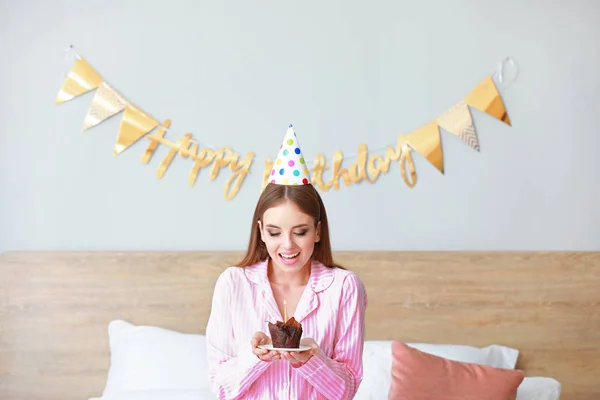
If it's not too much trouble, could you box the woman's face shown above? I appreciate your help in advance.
[259,200,320,276]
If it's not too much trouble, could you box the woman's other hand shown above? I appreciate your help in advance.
[251,331,280,361]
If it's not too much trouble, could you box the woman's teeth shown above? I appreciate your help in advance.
[280,252,300,259]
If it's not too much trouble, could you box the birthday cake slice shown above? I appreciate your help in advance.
[268,317,303,348]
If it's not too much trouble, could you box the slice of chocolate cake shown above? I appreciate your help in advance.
[268,317,303,348]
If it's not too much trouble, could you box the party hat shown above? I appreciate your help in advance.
[268,125,311,185]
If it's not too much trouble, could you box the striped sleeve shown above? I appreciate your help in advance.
[205,269,272,399]
[296,273,368,400]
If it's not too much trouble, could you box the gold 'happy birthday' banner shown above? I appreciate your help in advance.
[55,53,512,200]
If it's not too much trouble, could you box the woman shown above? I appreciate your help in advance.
[206,126,367,400]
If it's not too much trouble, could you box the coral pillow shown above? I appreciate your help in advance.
[389,341,525,400]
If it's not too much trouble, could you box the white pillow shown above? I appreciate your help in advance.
[101,320,210,396]
[356,340,519,400]
[409,342,519,369]
[516,377,562,400]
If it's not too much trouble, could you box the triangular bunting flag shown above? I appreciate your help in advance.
[82,82,128,130]
[404,120,444,174]
[55,57,103,104]
[437,100,480,151]
[114,105,159,155]
[464,75,511,126]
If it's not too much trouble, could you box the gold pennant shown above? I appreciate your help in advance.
[403,121,444,174]
[82,82,128,130]
[437,100,480,151]
[55,57,103,104]
[465,75,511,126]
[114,106,159,155]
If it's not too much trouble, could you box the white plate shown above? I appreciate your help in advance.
[258,344,311,352]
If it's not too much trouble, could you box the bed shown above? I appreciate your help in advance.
[1,251,599,399]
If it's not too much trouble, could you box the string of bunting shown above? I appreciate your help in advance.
[55,47,517,200]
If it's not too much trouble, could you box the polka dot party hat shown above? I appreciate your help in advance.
[269,124,311,186]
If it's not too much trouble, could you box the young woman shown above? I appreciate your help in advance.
[206,126,367,400]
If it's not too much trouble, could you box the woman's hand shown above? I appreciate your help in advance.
[280,338,319,368]
[251,331,280,362]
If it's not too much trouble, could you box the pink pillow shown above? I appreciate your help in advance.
[389,340,525,400]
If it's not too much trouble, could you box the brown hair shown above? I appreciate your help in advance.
[235,183,343,269]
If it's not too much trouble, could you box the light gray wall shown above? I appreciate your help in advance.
[1,0,599,252]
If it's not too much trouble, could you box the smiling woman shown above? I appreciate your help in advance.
[205,126,368,400]
[261,200,320,274]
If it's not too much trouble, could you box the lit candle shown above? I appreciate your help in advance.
[283,300,287,322]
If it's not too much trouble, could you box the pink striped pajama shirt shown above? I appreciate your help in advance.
[205,259,367,400]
